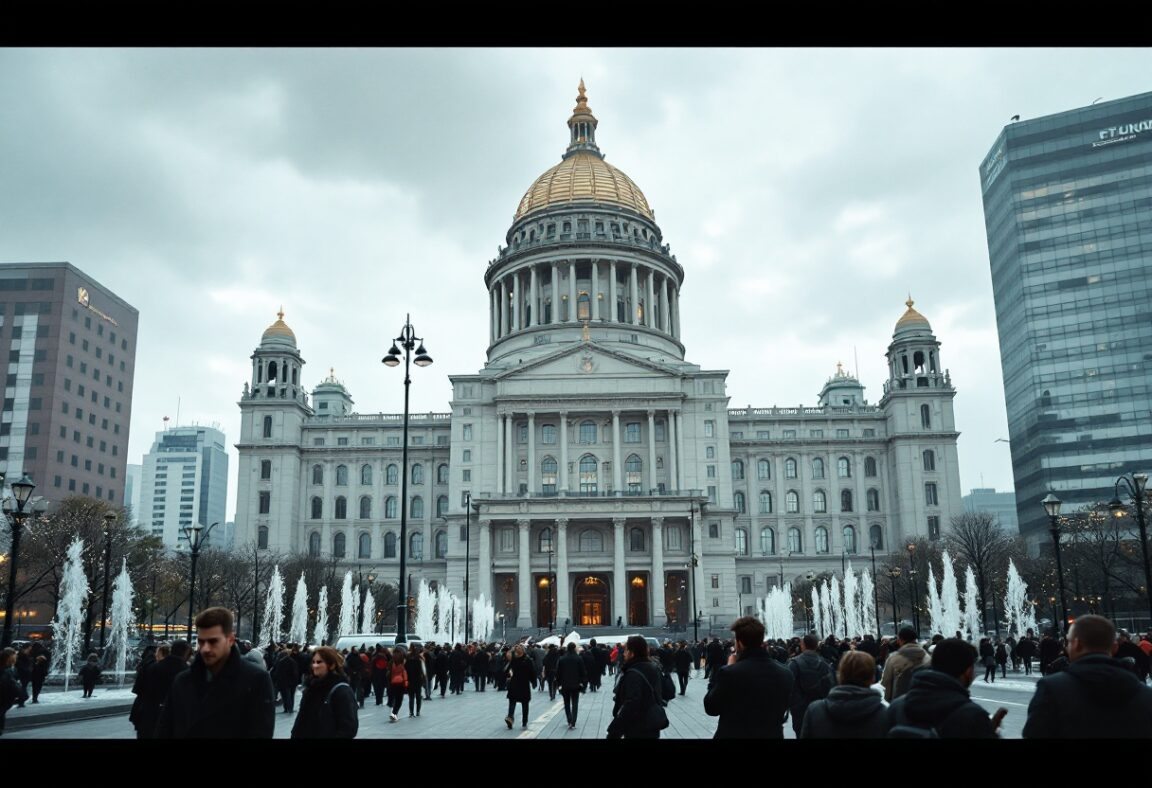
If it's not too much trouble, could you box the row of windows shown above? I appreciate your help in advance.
[55,425,119,454]
[307,495,449,520]
[734,488,884,514]
[738,456,882,481]
[729,524,885,555]
[51,475,116,501]
[72,306,130,351]
[270,529,449,560]
[305,463,450,486]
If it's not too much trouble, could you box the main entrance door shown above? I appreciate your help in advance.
[574,574,610,627]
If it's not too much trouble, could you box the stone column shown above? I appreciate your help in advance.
[527,412,536,495]
[499,279,508,337]
[490,287,497,344]
[478,519,492,601]
[613,517,627,629]
[496,411,505,494]
[691,515,705,624]
[609,261,618,323]
[529,265,539,327]
[559,411,569,494]
[591,260,600,321]
[645,267,655,328]
[672,288,680,338]
[551,263,560,325]
[517,519,531,628]
[512,271,520,332]
[611,410,622,493]
[661,276,670,334]
[647,410,657,494]
[629,264,639,325]
[676,410,687,491]
[668,410,678,492]
[556,518,570,627]
[506,413,515,495]
[568,261,578,322]
[651,517,666,626]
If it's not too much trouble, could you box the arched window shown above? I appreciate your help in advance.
[310,496,322,519]
[335,496,347,519]
[864,456,877,477]
[257,526,269,549]
[759,527,775,555]
[812,458,825,479]
[435,530,448,559]
[732,460,745,480]
[538,528,553,553]
[384,531,396,558]
[788,527,803,554]
[837,457,851,478]
[625,454,642,494]
[410,532,423,560]
[785,458,798,479]
[786,490,800,513]
[336,465,348,486]
[579,420,597,444]
[841,489,853,512]
[577,292,591,320]
[921,404,931,429]
[384,496,397,519]
[358,532,371,559]
[735,528,749,555]
[312,464,323,485]
[412,464,424,485]
[579,455,598,495]
[437,464,449,484]
[813,489,827,513]
[262,415,272,438]
[923,450,936,472]
[386,464,398,485]
[869,524,884,550]
[333,532,346,558]
[541,457,558,494]
[759,491,773,514]
[436,495,448,518]
[815,526,829,554]
[361,464,373,486]
[867,489,880,511]
[843,525,857,554]
[734,492,746,514]
[630,528,645,551]
[308,531,320,557]
[757,459,771,480]
[411,496,424,519]
[359,496,372,519]
[579,529,603,552]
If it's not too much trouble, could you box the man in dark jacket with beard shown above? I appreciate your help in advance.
[155,608,275,738]
[703,616,794,738]
[886,638,1005,738]
[787,634,834,736]
[1023,615,1152,738]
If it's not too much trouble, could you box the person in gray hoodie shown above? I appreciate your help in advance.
[879,626,930,702]
[787,634,834,736]
[800,650,888,738]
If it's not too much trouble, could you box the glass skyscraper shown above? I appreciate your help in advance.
[981,91,1152,541]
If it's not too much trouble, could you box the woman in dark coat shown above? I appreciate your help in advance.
[78,653,102,698]
[979,637,996,683]
[405,645,426,718]
[800,651,888,739]
[504,644,537,729]
[0,648,21,736]
[290,646,358,739]
[129,644,159,738]
[30,654,49,703]
[995,639,1008,679]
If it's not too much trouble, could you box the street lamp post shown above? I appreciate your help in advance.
[498,612,506,643]
[869,537,881,638]
[357,567,377,632]
[546,542,554,633]
[1042,493,1071,635]
[906,543,919,639]
[252,546,261,644]
[689,501,699,643]
[1,473,37,648]
[1109,472,1151,629]
[98,512,115,651]
[182,522,218,641]
[382,314,433,646]
[464,493,478,641]
[887,567,902,635]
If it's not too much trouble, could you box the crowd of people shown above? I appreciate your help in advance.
[4,605,1152,739]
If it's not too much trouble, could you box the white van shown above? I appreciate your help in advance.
[331,633,424,653]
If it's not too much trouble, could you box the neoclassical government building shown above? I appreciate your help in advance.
[234,85,963,634]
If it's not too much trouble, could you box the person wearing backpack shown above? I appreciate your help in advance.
[290,646,358,739]
[370,645,391,706]
[879,626,930,702]
[386,647,408,723]
[787,634,835,736]
[886,638,1007,738]
[606,635,666,739]
[703,616,794,739]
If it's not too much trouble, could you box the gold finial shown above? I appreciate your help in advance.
[573,78,591,115]
[277,305,284,321]
[906,295,914,309]
[581,320,591,342]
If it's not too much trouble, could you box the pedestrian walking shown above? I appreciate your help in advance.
[30,655,48,703]
[386,647,408,722]
[800,651,888,739]
[787,634,835,736]
[290,646,358,739]
[406,644,426,717]
[1016,629,1037,675]
[995,638,1008,679]
[138,640,191,739]
[129,644,160,738]
[14,643,32,707]
[78,653,102,698]
[0,648,21,737]
[978,637,996,683]
[504,644,537,729]
[556,642,587,729]
[542,644,560,700]
[370,645,391,706]
[674,641,693,695]
[606,635,666,739]
[879,626,930,702]
[703,616,794,739]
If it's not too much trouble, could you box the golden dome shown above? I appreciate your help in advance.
[895,297,932,333]
[515,151,654,221]
[261,307,297,346]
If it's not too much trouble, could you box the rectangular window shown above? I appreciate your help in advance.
[499,527,515,552]
[411,436,424,445]
[462,449,471,462]
[708,521,720,539]
[462,423,473,441]
[337,437,349,446]
[624,422,640,443]
[517,424,528,444]
[387,436,400,446]
[656,421,666,441]
[313,438,325,446]
[706,446,715,459]
[707,485,717,503]
[54,475,61,488]
[836,429,850,438]
[783,429,796,439]
[809,429,823,438]
[925,482,938,506]
[928,515,941,540]
[731,431,743,439]
[706,465,716,478]
[704,420,714,437]
[68,479,76,491]
[711,574,720,589]
[462,469,471,482]
[361,437,375,445]
[756,430,770,439]
[863,428,876,437]
[740,576,753,594]
[258,491,271,514]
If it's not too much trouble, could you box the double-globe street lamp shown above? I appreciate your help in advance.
[886,566,902,635]
[906,542,920,638]
[382,314,432,646]
[1041,493,1072,635]
[464,492,479,641]
[97,511,115,652]
[182,522,218,641]
[1109,472,1151,629]
[1,474,38,648]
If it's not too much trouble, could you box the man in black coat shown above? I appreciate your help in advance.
[1038,631,1063,674]
[1015,629,1037,675]
[673,642,693,695]
[155,607,275,739]
[1023,615,1152,739]
[787,634,834,736]
[555,642,588,729]
[606,636,665,739]
[272,646,302,713]
[704,638,725,679]
[472,647,490,691]
[703,616,794,738]
[581,642,600,692]
[1113,628,1150,682]
[136,640,191,739]
[886,638,1006,738]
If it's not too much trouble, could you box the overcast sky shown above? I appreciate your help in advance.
[1,48,1148,522]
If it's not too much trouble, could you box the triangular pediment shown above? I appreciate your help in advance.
[492,342,682,382]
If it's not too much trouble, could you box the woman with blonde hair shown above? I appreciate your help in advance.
[504,644,537,729]
[290,646,358,739]
[799,650,888,738]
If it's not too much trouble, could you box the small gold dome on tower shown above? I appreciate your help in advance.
[261,307,297,346]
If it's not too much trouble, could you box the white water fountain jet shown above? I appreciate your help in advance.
[361,586,376,634]
[314,586,330,645]
[939,551,962,639]
[261,565,285,645]
[51,538,90,692]
[338,571,356,637]
[473,593,494,641]
[829,576,844,638]
[811,586,822,638]
[964,565,981,641]
[858,569,876,637]
[414,579,435,641]
[843,564,861,639]
[432,584,446,642]
[818,582,832,639]
[106,559,136,686]
[289,575,309,644]
[926,565,944,637]
[1004,559,1036,638]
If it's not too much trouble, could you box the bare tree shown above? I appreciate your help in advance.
[944,512,1013,635]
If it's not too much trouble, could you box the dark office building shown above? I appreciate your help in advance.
[980,92,1152,541]
[0,263,138,504]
